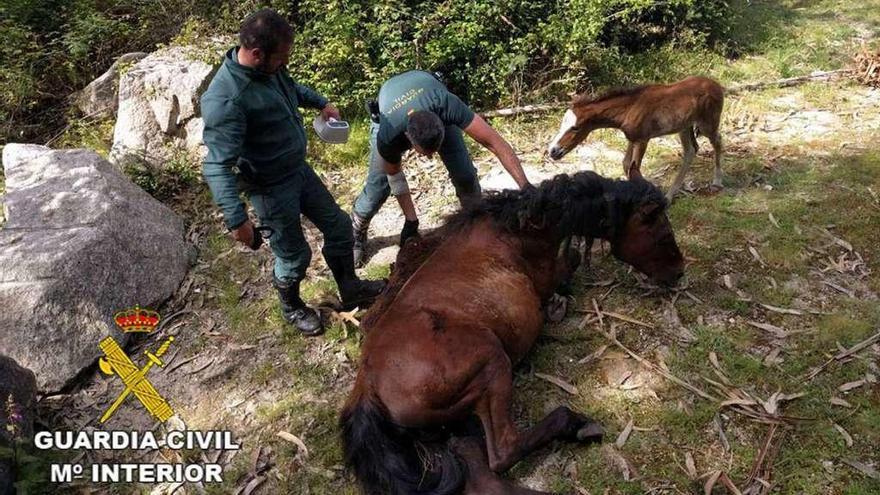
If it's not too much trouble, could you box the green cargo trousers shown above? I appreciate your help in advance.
[247,166,353,282]
[351,122,481,220]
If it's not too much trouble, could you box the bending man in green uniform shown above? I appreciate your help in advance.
[201,9,384,336]
[350,70,531,265]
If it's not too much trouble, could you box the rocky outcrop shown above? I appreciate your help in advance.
[0,144,192,391]
[109,46,218,168]
[71,52,149,119]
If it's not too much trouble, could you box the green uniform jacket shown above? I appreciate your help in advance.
[376,70,475,164]
[201,47,328,230]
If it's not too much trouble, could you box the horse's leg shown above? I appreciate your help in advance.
[698,105,724,190]
[668,129,697,202]
[621,142,634,178]
[627,141,648,179]
[450,436,557,495]
[709,131,724,189]
[474,352,603,473]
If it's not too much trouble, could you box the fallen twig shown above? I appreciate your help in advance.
[576,308,654,329]
[805,331,880,380]
[726,69,852,95]
[599,326,717,401]
[535,373,579,395]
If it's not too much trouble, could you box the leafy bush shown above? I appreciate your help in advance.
[2,0,738,145]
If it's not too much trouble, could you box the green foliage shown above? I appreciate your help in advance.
[275,0,734,113]
[122,149,201,201]
[2,0,742,145]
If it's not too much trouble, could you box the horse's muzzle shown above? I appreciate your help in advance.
[548,145,568,161]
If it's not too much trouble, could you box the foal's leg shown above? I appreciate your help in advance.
[626,141,648,179]
[709,131,724,189]
[668,129,697,202]
[621,142,634,178]
[474,352,604,473]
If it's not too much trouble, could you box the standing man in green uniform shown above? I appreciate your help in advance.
[200,9,385,336]
[350,70,532,265]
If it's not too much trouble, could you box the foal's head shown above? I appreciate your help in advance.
[548,107,595,160]
[547,87,646,160]
[610,195,684,286]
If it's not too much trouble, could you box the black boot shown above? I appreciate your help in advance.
[273,275,323,336]
[325,253,386,311]
[351,211,370,267]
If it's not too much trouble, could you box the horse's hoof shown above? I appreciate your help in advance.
[576,422,604,443]
[545,293,568,323]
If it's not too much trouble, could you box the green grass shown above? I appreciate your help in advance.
[37,1,880,493]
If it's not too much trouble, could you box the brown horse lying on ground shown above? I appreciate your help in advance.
[341,171,684,494]
[548,76,725,201]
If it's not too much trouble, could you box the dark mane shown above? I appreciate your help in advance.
[442,171,666,239]
[573,85,650,107]
[360,172,666,331]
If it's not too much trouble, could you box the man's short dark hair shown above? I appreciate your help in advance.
[406,111,445,153]
[239,8,293,54]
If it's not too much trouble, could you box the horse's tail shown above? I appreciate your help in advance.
[340,392,464,495]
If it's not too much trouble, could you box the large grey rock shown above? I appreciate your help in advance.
[71,52,149,118]
[0,355,37,495]
[0,144,191,391]
[110,46,218,167]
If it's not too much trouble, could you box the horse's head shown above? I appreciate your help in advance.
[547,107,596,160]
[610,196,684,286]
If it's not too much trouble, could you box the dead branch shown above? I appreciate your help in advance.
[726,70,852,95]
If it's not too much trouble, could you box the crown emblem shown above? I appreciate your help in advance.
[113,305,160,333]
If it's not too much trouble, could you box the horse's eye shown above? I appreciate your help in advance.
[570,126,580,132]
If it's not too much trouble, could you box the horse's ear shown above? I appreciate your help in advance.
[639,202,663,222]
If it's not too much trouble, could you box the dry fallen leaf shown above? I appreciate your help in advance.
[760,303,803,315]
[839,379,866,392]
[769,212,781,228]
[763,348,784,367]
[241,475,266,495]
[830,397,853,408]
[748,320,788,339]
[578,345,608,365]
[704,470,722,495]
[601,445,638,481]
[723,274,734,289]
[842,459,880,480]
[833,423,854,447]
[822,228,853,252]
[276,431,309,458]
[685,452,698,480]
[748,245,765,266]
[535,372,579,395]
[616,419,634,448]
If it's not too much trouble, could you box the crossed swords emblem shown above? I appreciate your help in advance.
[97,335,175,423]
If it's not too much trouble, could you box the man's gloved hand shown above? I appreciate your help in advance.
[399,219,420,247]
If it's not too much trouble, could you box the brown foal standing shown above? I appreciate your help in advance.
[548,76,725,201]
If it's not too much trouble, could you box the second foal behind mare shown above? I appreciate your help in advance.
[548,76,724,201]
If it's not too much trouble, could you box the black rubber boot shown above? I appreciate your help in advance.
[351,212,371,267]
[325,254,386,311]
[273,275,323,336]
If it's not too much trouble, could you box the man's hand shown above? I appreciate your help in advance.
[232,218,255,248]
[399,219,420,247]
[321,103,341,121]
[464,114,530,189]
